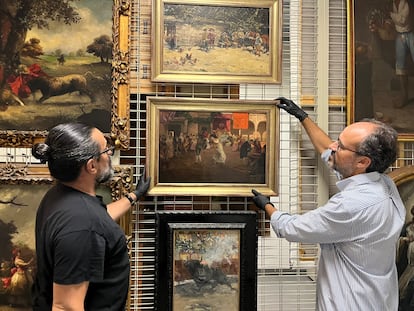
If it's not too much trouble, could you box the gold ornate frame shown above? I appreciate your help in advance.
[146,97,279,196]
[151,0,282,84]
[0,0,131,149]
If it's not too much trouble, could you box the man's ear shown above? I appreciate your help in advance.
[357,155,371,171]
[85,158,98,174]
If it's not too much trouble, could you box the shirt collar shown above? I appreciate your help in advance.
[336,171,381,191]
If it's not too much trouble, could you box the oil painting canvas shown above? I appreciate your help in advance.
[146,97,279,196]
[0,0,113,133]
[349,0,414,137]
[0,184,49,309]
[173,228,240,310]
[152,0,282,84]
[155,211,257,311]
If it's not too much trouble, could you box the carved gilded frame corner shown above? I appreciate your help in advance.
[0,0,131,149]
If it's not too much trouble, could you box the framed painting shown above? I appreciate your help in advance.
[146,97,279,196]
[155,210,257,311]
[0,164,132,309]
[0,0,131,149]
[347,0,414,139]
[388,165,414,309]
[151,0,282,84]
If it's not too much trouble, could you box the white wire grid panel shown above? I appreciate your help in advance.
[126,0,323,310]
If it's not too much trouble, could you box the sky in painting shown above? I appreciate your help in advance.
[27,0,112,54]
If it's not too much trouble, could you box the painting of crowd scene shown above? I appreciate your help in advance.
[0,184,48,310]
[161,3,272,75]
[158,110,267,184]
[172,229,240,311]
[0,0,112,132]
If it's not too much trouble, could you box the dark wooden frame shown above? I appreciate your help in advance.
[155,211,257,311]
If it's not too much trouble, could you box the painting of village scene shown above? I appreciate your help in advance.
[0,0,113,132]
[152,0,281,83]
[172,229,240,311]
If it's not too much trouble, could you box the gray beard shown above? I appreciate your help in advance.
[96,167,114,184]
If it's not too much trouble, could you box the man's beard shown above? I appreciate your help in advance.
[96,162,114,184]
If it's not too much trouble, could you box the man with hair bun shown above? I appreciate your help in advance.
[31,122,150,310]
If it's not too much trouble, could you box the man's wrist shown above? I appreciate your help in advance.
[125,193,137,204]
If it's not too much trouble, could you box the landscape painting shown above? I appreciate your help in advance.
[0,0,113,133]
[152,0,282,84]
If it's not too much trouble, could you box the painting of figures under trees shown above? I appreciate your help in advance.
[0,0,113,132]
[0,182,112,310]
[155,211,257,311]
[0,185,48,310]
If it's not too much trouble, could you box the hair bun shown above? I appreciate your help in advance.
[31,143,50,164]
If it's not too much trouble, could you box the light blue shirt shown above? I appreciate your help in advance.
[270,171,405,310]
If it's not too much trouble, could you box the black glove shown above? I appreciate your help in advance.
[133,168,151,199]
[276,97,308,122]
[251,189,274,211]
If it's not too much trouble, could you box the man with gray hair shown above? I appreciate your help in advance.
[252,97,405,310]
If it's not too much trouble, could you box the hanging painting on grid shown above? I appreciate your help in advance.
[348,0,414,138]
[0,0,131,149]
[151,0,282,84]
[146,97,280,196]
[155,211,257,311]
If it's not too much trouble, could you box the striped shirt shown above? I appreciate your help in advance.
[270,172,405,310]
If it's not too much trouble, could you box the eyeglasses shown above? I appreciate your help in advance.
[336,138,359,154]
[97,145,115,157]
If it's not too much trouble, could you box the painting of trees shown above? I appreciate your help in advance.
[87,35,113,63]
[0,0,114,133]
[0,0,81,104]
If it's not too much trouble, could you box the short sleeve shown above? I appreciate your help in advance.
[53,230,106,285]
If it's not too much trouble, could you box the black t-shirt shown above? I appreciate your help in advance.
[32,183,130,310]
